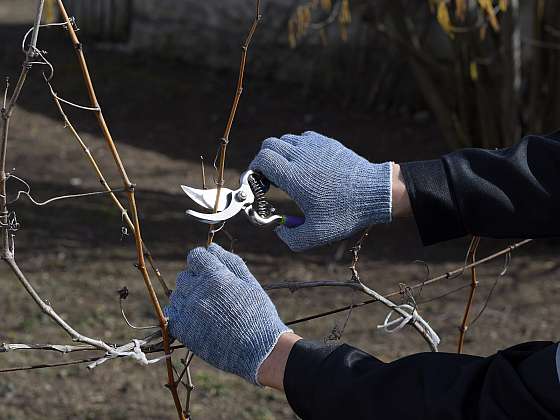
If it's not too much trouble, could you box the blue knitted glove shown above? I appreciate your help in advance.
[164,244,291,385]
[250,131,392,252]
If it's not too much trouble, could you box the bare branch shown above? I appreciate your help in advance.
[457,236,481,353]
[56,1,182,415]
[207,0,262,245]
[5,256,128,355]
[45,78,170,296]
[1,343,100,354]
[284,239,533,326]
[264,280,359,291]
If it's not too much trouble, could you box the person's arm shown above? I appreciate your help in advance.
[257,332,302,390]
[391,162,412,219]
[401,131,560,244]
[257,335,560,419]
[279,339,560,420]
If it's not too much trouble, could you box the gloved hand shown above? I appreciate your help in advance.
[250,131,392,252]
[164,243,292,385]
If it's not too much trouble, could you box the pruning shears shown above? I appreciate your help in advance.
[181,170,305,228]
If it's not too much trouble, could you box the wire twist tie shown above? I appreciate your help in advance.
[377,304,440,349]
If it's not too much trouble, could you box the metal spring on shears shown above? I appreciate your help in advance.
[248,173,274,218]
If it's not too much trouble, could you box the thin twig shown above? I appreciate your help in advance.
[271,227,439,351]
[5,173,126,206]
[119,294,160,331]
[1,240,533,374]
[283,239,533,326]
[55,2,182,417]
[1,2,46,262]
[264,280,360,291]
[457,236,481,353]
[4,257,122,354]
[468,250,511,327]
[45,79,170,296]
[0,0,129,368]
[0,357,101,373]
[0,0,124,366]
[1,343,100,353]
[182,352,195,419]
[207,0,262,245]
[200,156,206,190]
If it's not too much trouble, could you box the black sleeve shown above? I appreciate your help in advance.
[284,340,560,420]
[400,132,560,245]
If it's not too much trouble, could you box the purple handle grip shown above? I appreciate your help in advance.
[282,215,305,228]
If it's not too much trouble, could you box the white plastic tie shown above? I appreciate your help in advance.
[116,339,171,366]
[88,339,170,369]
[377,304,440,349]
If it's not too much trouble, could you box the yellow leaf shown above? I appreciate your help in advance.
[303,6,312,28]
[499,0,508,12]
[456,0,467,22]
[477,0,491,9]
[339,0,352,25]
[469,61,479,81]
[321,0,332,12]
[478,0,500,31]
[437,2,454,38]
[296,6,307,37]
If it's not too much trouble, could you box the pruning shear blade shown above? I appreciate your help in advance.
[180,185,231,212]
[185,195,247,224]
[181,170,305,228]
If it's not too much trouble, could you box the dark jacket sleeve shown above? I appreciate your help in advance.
[400,132,560,245]
[284,340,560,420]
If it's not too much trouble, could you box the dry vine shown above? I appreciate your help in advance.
[0,0,267,418]
[457,235,481,353]
[266,238,533,342]
[0,1,538,417]
[207,0,262,246]
[2,238,533,374]
[0,0,186,417]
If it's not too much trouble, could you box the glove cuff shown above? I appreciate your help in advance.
[352,161,393,226]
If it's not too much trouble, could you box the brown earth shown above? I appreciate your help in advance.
[1,2,560,420]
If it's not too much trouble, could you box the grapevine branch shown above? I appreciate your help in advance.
[457,236,481,353]
[0,341,184,374]
[52,1,185,417]
[1,343,98,353]
[0,0,146,366]
[271,239,533,326]
[207,0,262,245]
[3,238,533,374]
[44,78,170,296]
[0,2,539,417]
[267,228,441,351]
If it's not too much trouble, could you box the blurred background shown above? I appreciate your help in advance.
[0,1,559,419]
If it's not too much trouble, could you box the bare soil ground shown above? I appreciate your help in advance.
[1,3,560,419]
